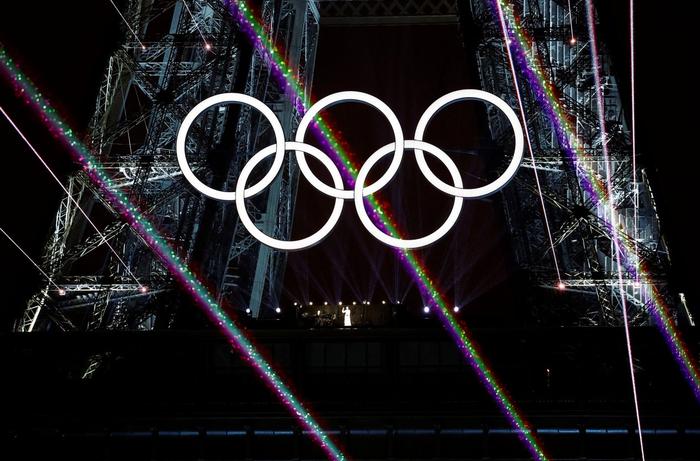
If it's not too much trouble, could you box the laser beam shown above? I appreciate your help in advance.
[0,224,62,292]
[585,1,646,457]
[0,105,145,291]
[491,0,700,402]
[0,48,346,461]
[107,0,147,50]
[225,2,549,458]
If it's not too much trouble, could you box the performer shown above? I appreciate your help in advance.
[341,306,352,327]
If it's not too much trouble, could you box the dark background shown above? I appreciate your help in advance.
[285,21,514,317]
[0,1,695,330]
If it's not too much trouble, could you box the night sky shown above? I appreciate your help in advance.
[0,1,695,330]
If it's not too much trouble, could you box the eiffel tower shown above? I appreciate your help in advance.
[15,0,685,331]
[465,0,679,326]
[15,0,319,334]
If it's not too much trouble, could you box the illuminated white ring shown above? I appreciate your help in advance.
[414,89,524,198]
[236,141,344,251]
[176,93,286,201]
[354,140,464,249]
[295,91,404,200]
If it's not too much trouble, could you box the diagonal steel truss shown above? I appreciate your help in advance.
[16,0,682,332]
[466,0,676,326]
[15,0,319,333]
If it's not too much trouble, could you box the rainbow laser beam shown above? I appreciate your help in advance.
[584,0,645,455]
[3,2,550,457]
[491,0,700,402]
[226,1,548,458]
[0,48,347,461]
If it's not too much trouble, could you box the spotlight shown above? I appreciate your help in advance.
[352,301,356,305]
[453,306,460,313]
[57,288,66,296]
[381,300,386,305]
[423,306,430,313]
[324,301,328,305]
[245,308,251,314]
[338,301,342,305]
[139,285,148,293]
[275,307,281,314]
[141,44,147,51]
[204,42,212,51]
[293,301,298,306]
[557,281,566,291]
[569,37,577,45]
[309,301,313,306]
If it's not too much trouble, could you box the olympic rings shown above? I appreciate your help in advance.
[354,140,463,249]
[414,89,524,198]
[295,91,404,200]
[176,93,286,201]
[235,142,345,251]
[176,90,524,250]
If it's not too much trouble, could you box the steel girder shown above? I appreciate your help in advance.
[16,0,319,332]
[465,0,674,326]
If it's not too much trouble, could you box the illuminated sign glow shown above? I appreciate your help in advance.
[177,89,524,250]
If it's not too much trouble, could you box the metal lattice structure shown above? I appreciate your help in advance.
[14,0,683,332]
[15,0,319,333]
[466,0,676,326]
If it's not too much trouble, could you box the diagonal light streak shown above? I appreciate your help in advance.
[0,48,347,460]
[107,0,147,50]
[225,1,549,458]
[494,0,563,285]
[585,2,646,457]
[491,0,700,402]
[181,0,212,50]
[0,224,63,292]
[1,105,144,289]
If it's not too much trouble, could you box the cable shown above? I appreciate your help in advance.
[494,1,564,287]
[181,0,211,50]
[585,1,646,458]
[630,0,640,283]
[0,105,144,290]
[0,224,62,292]
[566,0,576,44]
[107,0,147,50]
